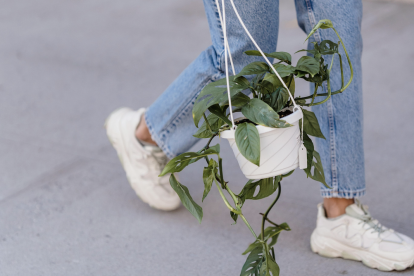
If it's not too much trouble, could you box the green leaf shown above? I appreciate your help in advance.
[261,249,280,276]
[230,93,251,107]
[240,247,264,276]
[208,144,221,154]
[208,104,233,126]
[261,223,291,247]
[295,98,306,105]
[286,75,295,95]
[241,99,291,128]
[260,73,280,95]
[319,40,339,55]
[192,76,245,127]
[239,178,277,203]
[270,64,295,78]
[242,243,280,276]
[305,19,334,42]
[267,87,289,113]
[160,145,220,176]
[302,131,314,173]
[302,109,325,139]
[235,75,252,88]
[294,49,318,55]
[295,71,307,78]
[222,92,251,108]
[310,151,329,188]
[261,74,295,97]
[230,211,238,223]
[295,56,320,77]
[252,73,265,88]
[245,50,291,65]
[302,132,314,152]
[235,122,261,166]
[202,159,218,202]
[268,259,280,276]
[193,113,223,139]
[242,222,290,256]
[169,174,203,223]
[239,61,270,76]
[242,240,262,255]
[242,226,286,276]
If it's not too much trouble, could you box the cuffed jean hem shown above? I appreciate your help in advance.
[321,188,365,199]
[144,110,175,159]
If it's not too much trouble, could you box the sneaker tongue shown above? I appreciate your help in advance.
[151,149,169,167]
[345,203,368,220]
[346,201,391,236]
[144,145,162,153]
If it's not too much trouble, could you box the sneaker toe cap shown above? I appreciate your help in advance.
[377,233,414,263]
[145,185,181,211]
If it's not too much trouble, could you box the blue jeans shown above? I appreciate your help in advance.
[145,0,365,198]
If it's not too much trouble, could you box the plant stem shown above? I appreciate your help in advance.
[310,83,318,105]
[213,178,257,240]
[297,28,353,103]
[203,113,213,134]
[333,28,353,92]
[328,52,335,73]
[303,70,331,107]
[225,186,239,206]
[338,52,344,88]
[209,157,257,240]
[261,181,282,240]
[203,152,258,242]
[240,214,258,239]
[205,134,217,149]
[214,178,238,213]
[259,213,280,227]
[218,157,226,189]
[250,88,258,98]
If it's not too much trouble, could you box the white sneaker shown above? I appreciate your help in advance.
[311,200,414,271]
[105,107,180,211]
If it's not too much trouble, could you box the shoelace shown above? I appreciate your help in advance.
[348,213,409,250]
[348,201,387,236]
[357,215,387,236]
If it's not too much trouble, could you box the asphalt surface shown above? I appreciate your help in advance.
[1,0,413,275]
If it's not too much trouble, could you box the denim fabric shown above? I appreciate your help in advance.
[145,0,365,198]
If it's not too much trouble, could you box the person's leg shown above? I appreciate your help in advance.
[144,0,280,159]
[294,0,364,213]
[295,2,414,270]
[107,0,281,211]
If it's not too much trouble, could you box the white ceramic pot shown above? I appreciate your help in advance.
[220,109,303,180]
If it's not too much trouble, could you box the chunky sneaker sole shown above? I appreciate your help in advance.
[105,107,180,211]
[311,230,414,271]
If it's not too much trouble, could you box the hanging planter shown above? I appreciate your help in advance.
[159,0,354,274]
[221,109,303,179]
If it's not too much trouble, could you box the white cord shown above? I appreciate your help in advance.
[221,0,236,130]
[228,0,298,110]
[215,0,235,76]
[218,0,301,132]
[301,110,304,141]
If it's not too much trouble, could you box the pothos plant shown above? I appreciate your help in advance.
[159,20,353,275]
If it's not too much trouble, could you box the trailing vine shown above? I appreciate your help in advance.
[159,19,353,276]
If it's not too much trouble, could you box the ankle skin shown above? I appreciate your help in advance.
[135,114,157,146]
[323,198,354,218]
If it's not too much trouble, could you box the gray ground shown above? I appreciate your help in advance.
[1,0,413,275]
